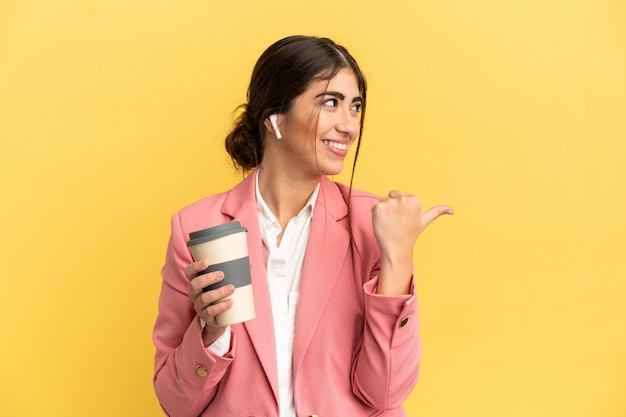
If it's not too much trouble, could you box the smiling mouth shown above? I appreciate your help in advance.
[322,140,348,151]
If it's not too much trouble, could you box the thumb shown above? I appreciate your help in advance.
[421,205,454,229]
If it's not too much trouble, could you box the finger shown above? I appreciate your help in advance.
[387,190,405,199]
[379,190,409,205]
[421,205,455,229]
[184,260,208,280]
[201,297,234,324]
[198,283,235,307]
[189,270,225,294]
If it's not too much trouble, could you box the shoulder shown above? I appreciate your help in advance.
[334,182,381,213]
[332,181,380,235]
[173,190,232,236]
[176,173,254,222]
[177,191,229,218]
[332,182,382,267]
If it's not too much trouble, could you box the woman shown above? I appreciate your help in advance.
[153,35,453,417]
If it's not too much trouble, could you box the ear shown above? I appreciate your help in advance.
[265,114,283,139]
[263,116,275,135]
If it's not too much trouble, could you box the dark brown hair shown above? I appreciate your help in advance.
[225,35,367,174]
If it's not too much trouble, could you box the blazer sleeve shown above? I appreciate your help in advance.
[352,273,420,409]
[351,270,421,410]
[343,189,421,410]
[153,212,235,417]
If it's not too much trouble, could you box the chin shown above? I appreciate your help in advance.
[313,157,349,177]
[320,166,345,177]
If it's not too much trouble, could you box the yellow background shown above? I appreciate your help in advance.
[1,0,625,415]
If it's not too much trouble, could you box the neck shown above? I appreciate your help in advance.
[257,165,320,227]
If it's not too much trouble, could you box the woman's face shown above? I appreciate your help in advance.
[275,68,362,178]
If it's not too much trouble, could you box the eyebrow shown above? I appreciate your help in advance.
[315,91,363,103]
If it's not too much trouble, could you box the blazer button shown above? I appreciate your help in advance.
[399,317,410,327]
[195,364,208,377]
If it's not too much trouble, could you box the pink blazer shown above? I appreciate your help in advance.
[153,172,421,417]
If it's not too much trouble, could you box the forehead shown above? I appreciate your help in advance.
[305,68,360,97]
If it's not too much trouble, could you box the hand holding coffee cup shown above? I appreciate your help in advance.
[186,262,236,343]
[186,222,255,327]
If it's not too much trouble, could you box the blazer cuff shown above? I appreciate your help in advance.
[364,277,419,349]
[179,317,234,387]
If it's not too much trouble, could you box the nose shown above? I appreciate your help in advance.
[335,108,359,138]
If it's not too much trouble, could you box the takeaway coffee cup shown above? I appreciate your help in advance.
[186,221,255,326]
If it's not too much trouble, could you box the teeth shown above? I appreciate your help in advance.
[323,140,348,150]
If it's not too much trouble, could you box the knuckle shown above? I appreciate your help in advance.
[189,277,203,292]
[196,262,209,274]
[184,267,195,279]
[199,291,215,306]
[209,270,224,281]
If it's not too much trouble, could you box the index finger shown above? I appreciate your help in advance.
[184,259,208,281]
[387,190,407,199]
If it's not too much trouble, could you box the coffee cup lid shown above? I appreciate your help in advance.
[186,221,248,246]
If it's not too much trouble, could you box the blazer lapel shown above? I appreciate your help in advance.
[293,177,350,376]
[221,171,279,405]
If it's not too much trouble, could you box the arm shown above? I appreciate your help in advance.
[352,190,453,409]
[351,269,420,409]
[152,212,235,417]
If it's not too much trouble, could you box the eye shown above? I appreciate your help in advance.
[351,103,362,113]
[323,98,338,108]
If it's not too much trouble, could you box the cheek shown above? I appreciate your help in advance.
[314,113,333,136]
[297,112,321,136]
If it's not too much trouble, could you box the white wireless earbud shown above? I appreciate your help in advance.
[269,114,282,139]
